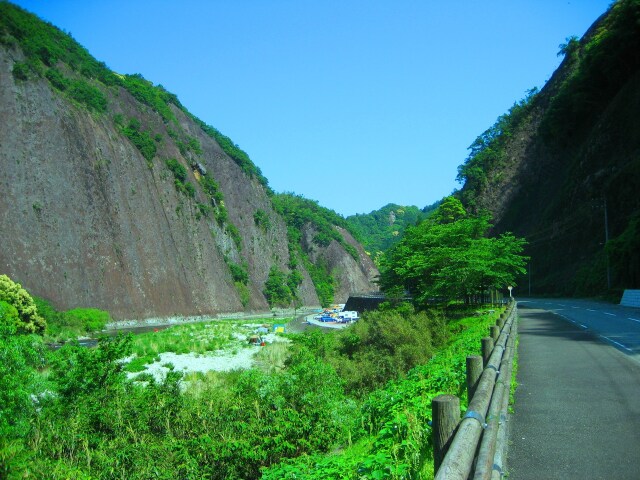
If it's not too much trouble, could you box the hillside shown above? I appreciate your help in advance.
[0,2,377,319]
[457,0,640,296]
[346,202,439,265]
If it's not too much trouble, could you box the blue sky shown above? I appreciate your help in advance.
[14,0,612,216]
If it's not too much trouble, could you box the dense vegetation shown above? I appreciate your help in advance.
[272,193,361,306]
[0,273,503,479]
[456,87,538,210]
[346,202,440,266]
[379,198,528,305]
[457,0,640,296]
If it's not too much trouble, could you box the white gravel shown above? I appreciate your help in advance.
[126,333,288,382]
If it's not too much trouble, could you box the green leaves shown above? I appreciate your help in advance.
[263,266,294,307]
[121,118,157,164]
[379,197,528,304]
[0,274,46,334]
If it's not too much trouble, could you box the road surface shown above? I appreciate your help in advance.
[518,297,640,362]
[508,299,640,479]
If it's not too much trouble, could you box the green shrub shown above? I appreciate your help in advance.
[228,262,249,285]
[64,308,110,333]
[263,266,293,307]
[195,203,212,220]
[234,281,250,307]
[200,174,223,203]
[227,223,243,250]
[253,209,271,231]
[0,275,45,334]
[121,118,156,162]
[11,61,30,81]
[67,79,107,112]
[0,322,45,442]
[121,73,176,123]
[183,181,195,198]
[166,159,195,199]
[45,67,67,90]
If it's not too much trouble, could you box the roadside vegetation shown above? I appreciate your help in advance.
[379,197,528,306]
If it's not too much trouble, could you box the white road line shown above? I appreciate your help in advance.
[629,318,640,323]
[587,309,596,312]
[579,324,587,329]
[604,313,616,317]
[572,306,580,309]
[558,304,566,307]
[599,335,633,352]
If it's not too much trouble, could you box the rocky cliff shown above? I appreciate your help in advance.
[457,0,640,295]
[0,3,377,319]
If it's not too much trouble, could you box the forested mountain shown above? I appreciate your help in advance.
[0,2,377,318]
[346,202,439,265]
[457,0,640,296]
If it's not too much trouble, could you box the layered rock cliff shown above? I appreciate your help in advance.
[0,3,378,319]
[457,0,640,295]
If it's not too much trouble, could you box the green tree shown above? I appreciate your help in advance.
[0,275,46,333]
[379,198,528,304]
[0,301,45,442]
[263,266,293,307]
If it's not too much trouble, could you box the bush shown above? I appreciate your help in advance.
[122,118,156,163]
[45,67,67,90]
[67,79,107,112]
[263,266,293,307]
[228,262,249,285]
[254,209,271,231]
[11,61,30,81]
[0,275,46,334]
[331,309,447,396]
[64,308,110,332]
[0,325,45,441]
[165,158,187,182]
[35,297,110,340]
[183,181,196,198]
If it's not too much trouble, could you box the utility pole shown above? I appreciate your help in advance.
[604,196,611,290]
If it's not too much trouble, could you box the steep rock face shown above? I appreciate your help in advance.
[0,30,374,318]
[458,1,640,294]
[301,225,379,302]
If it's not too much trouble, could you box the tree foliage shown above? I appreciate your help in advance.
[379,198,528,304]
[457,88,538,209]
[263,266,294,307]
[121,118,156,164]
[346,202,438,265]
[0,306,45,442]
[0,274,46,334]
[271,193,361,306]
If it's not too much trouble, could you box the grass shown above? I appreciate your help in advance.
[253,341,291,373]
[123,317,291,373]
[509,331,520,413]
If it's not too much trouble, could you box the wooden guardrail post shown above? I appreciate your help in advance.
[432,394,460,472]
[481,337,493,367]
[466,355,483,400]
[489,325,499,342]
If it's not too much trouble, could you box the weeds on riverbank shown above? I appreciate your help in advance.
[124,318,286,373]
[1,305,501,479]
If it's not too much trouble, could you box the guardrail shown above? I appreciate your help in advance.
[432,300,518,479]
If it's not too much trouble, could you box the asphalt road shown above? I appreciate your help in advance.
[518,298,640,362]
[508,300,640,479]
